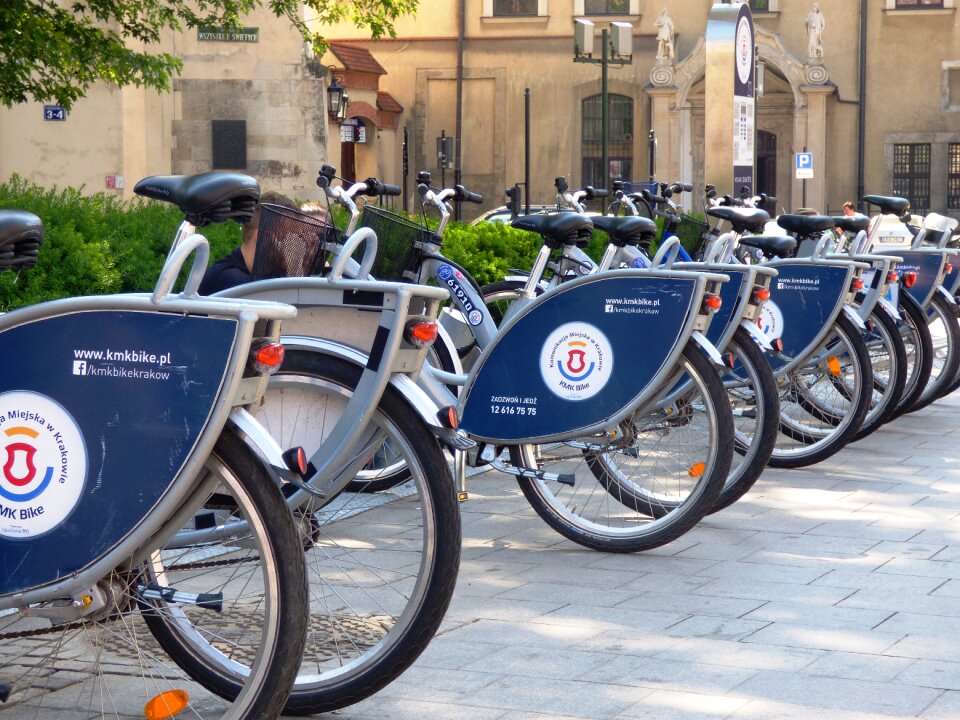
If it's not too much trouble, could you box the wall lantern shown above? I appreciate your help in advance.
[327,73,344,119]
[337,94,350,123]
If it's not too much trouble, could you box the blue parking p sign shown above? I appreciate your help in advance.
[795,152,813,179]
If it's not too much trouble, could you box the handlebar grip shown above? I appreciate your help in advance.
[586,186,609,199]
[642,188,668,206]
[454,185,483,204]
[362,179,402,197]
[681,183,694,193]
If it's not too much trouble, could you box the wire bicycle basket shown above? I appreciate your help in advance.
[667,212,710,258]
[357,205,437,282]
[252,203,338,279]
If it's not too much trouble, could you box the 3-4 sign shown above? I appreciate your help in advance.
[43,106,66,121]
[795,152,813,179]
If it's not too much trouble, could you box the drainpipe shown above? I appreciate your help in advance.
[454,0,465,220]
[857,0,867,209]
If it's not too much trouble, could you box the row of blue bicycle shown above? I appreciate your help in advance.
[0,164,956,718]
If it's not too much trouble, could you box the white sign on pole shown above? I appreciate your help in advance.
[795,152,813,179]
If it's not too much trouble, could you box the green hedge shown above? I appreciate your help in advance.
[0,176,627,311]
[0,175,240,310]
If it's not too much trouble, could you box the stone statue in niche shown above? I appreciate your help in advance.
[654,7,675,62]
[805,3,825,59]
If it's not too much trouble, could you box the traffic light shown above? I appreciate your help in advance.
[505,184,522,219]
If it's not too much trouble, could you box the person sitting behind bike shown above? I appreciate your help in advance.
[199,190,298,294]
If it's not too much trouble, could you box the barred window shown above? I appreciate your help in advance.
[949,143,960,210]
[892,143,931,214]
[894,0,944,6]
[582,94,633,192]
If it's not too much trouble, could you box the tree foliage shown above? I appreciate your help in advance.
[0,0,418,110]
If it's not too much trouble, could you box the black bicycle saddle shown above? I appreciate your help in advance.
[706,207,770,234]
[738,234,797,259]
[777,214,836,238]
[134,172,260,226]
[862,195,910,217]
[0,209,44,271]
[511,212,594,245]
[591,215,657,246]
[831,214,870,234]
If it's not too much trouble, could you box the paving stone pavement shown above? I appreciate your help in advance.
[315,392,960,720]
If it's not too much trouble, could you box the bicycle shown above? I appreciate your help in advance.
[139,176,467,714]
[701,204,876,467]
[501,178,779,514]
[323,167,736,553]
[0,179,310,720]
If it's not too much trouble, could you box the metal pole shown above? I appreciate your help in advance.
[601,28,609,194]
[440,129,447,190]
[524,87,531,214]
[454,0,465,221]
[648,130,656,183]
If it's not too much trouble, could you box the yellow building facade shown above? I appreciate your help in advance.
[2,1,960,220]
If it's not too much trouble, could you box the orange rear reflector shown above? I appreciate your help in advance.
[903,271,918,288]
[253,342,285,369]
[688,462,706,478]
[827,356,842,376]
[144,690,189,719]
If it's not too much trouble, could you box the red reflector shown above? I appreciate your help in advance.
[772,338,784,353]
[946,263,954,275]
[253,342,285,369]
[703,294,722,311]
[724,353,735,369]
[887,271,899,284]
[437,406,459,429]
[406,320,439,347]
[903,271,917,288]
[753,287,771,302]
[851,278,864,291]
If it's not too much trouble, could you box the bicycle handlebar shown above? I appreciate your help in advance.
[454,185,483,204]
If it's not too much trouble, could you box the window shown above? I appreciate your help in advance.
[894,0,944,6]
[892,143,931,214]
[581,94,633,192]
[949,144,960,209]
[750,0,770,11]
[584,0,628,15]
[493,0,537,16]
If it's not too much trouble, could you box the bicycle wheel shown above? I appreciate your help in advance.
[768,313,873,468]
[892,291,934,416]
[854,307,907,439]
[2,426,308,720]
[903,292,960,412]
[250,351,461,714]
[711,326,779,513]
[509,342,733,553]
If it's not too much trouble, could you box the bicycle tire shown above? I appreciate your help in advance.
[902,292,960,412]
[250,351,462,714]
[768,313,873,468]
[3,426,309,720]
[854,307,907,439]
[509,342,733,552]
[892,290,934,416]
[711,326,780,513]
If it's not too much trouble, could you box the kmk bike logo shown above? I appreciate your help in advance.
[437,264,483,326]
[0,391,87,539]
[540,322,613,401]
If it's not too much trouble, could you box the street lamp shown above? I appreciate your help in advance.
[574,20,632,198]
[326,72,344,120]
